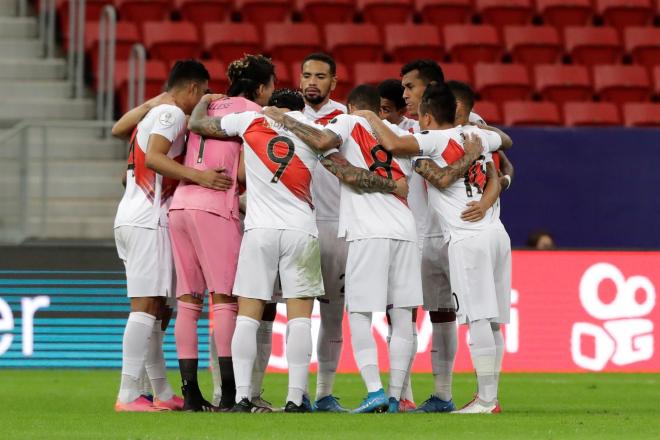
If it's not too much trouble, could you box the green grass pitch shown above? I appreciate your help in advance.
[3,370,659,439]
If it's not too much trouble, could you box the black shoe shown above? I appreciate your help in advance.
[284,401,311,413]
[230,397,272,413]
[181,381,220,412]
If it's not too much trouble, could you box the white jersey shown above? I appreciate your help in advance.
[398,116,419,133]
[469,111,486,125]
[220,110,334,237]
[304,99,347,222]
[114,104,187,230]
[325,114,417,242]
[414,125,502,241]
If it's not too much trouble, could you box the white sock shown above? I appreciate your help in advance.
[118,312,155,404]
[492,323,504,400]
[137,366,152,396]
[286,318,312,406]
[316,301,344,400]
[232,316,260,403]
[469,319,497,403]
[251,320,273,398]
[209,328,222,404]
[145,320,174,401]
[400,323,417,402]
[387,308,414,400]
[431,321,457,401]
[349,311,382,393]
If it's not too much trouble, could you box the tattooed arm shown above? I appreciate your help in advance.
[263,106,341,151]
[352,110,419,156]
[321,152,408,198]
[460,161,501,222]
[414,133,484,190]
[187,94,230,138]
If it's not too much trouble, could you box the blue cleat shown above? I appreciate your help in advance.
[387,397,399,413]
[352,389,389,414]
[302,394,313,412]
[413,395,456,413]
[312,395,349,413]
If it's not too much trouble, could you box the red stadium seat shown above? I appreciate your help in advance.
[204,60,229,94]
[354,63,403,85]
[385,24,443,63]
[415,0,472,26]
[203,23,261,66]
[114,60,168,113]
[503,101,561,126]
[593,65,651,105]
[235,0,292,27]
[264,23,322,65]
[325,24,383,66]
[504,25,561,65]
[444,25,503,64]
[623,103,660,127]
[597,0,653,27]
[174,0,233,25]
[333,63,352,103]
[86,21,140,87]
[536,0,592,28]
[358,0,414,25]
[115,0,172,24]
[654,66,660,98]
[472,101,502,125]
[564,26,622,66]
[274,61,293,89]
[534,65,592,104]
[442,63,471,83]
[142,22,201,66]
[58,0,114,47]
[474,63,531,101]
[475,0,534,26]
[624,27,660,67]
[563,102,621,126]
[296,0,355,25]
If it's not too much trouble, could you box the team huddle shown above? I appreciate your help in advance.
[111,52,514,415]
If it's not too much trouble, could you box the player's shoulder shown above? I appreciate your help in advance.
[383,119,410,136]
[209,96,261,115]
[144,104,185,131]
[328,99,347,113]
[468,111,486,125]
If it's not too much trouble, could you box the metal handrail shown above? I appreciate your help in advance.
[18,0,28,16]
[128,44,147,110]
[97,5,117,127]
[38,0,55,58]
[66,0,86,99]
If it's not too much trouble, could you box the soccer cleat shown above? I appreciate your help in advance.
[453,396,500,414]
[231,397,273,413]
[413,395,456,413]
[312,395,349,413]
[181,382,220,412]
[301,394,313,412]
[114,395,166,412]
[284,400,312,413]
[398,399,417,412]
[251,394,275,411]
[351,389,389,414]
[387,397,399,413]
[141,394,154,402]
[153,395,184,411]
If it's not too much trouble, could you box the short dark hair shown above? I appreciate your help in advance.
[446,80,475,113]
[400,59,444,85]
[227,54,275,101]
[526,230,554,248]
[166,59,210,91]
[268,88,305,112]
[378,79,406,110]
[419,83,456,125]
[302,52,336,76]
[347,84,381,113]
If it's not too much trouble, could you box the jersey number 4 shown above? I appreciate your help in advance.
[267,136,295,183]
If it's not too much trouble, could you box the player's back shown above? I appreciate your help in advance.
[170,97,261,220]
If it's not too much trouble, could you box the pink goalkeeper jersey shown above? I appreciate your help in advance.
[169,97,262,219]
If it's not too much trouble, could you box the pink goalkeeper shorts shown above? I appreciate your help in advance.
[168,209,242,299]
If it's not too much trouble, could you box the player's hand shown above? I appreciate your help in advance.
[393,177,409,199]
[263,106,286,123]
[194,168,233,191]
[463,133,484,160]
[461,201,488,222]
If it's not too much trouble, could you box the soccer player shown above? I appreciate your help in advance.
[265,85,423,413]
[377,79,417,132]
[168,55,275,412]
[298,52,349,412]
[113,60,225,412]
[188,89,408,413]
[361,83,512,414]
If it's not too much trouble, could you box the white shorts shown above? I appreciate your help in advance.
[114,225,175,299]
[317,221,348,305]
[421,235,454,312]
[345,238,423,312]
[233,228,325,301]
[448,222,512,325]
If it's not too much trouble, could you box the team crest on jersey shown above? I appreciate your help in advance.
[329,118,338,124]
[159,111,175,128]
[421,130,429,134]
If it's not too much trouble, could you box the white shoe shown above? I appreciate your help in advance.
[251,395,274,411]
[453,396,501,414]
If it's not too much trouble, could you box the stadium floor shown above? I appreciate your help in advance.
[3,371,659,439]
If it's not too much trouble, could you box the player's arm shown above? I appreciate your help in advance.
[352,110,419,156]
[111,93,175,139]
[498,150,514,191]
[415,133,484,190]
[263,107,341,151]
[145,134,233,191]
[461,161,501,222]
[321,152,408,198]
[187,94,230,138]
[472,123,513,150]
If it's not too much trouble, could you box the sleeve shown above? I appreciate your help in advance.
[150,105,186,142]
[481,129,502,153]
[324,114,351,144]
[468,111,486,125]
[412,131,438,157]
[220,111,252,137]
[319,147,339,158]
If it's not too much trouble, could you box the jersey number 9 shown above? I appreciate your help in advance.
[267,136,295,183]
